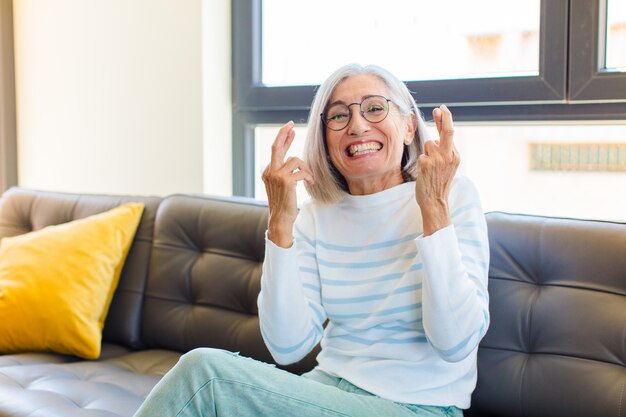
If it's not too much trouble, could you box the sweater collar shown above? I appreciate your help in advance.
[340,181,415,208]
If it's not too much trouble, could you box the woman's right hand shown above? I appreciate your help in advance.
[262,121,314,248]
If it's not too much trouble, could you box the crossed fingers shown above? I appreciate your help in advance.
[421,105,460,167]
[265,121,314,186]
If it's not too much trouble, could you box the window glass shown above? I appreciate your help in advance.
[606,0,626,71]
[262,0,540,86]
[255,123,626,222]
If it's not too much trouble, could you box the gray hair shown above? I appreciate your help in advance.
[303,63,428,203]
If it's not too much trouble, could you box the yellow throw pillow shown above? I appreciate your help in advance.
[0,202,144,359]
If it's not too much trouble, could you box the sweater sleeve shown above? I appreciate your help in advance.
[257,205,326,365]
[416,175,490,363]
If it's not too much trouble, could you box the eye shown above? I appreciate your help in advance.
[325,104,350,123]
[365,104,385,114]
[362,97,388,115]
[330,112,349,121]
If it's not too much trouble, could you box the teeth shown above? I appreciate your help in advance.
[349,142,382,156]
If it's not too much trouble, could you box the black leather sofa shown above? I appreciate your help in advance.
[0,187,624,417]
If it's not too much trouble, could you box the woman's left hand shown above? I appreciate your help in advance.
[415,105,460,236]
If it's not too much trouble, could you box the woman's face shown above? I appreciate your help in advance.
[325,74,415,195]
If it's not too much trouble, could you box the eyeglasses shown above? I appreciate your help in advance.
[321,95,392,131]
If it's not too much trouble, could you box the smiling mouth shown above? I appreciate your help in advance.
[347,142,382,157]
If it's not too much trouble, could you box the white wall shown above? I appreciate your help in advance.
[13,0,231,196]
[202,0,231,196]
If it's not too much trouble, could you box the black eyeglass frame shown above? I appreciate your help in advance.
[320,95,392,131]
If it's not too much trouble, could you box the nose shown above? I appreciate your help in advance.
[346,106,370,135]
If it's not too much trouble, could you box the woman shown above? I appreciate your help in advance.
[134,64,489,417]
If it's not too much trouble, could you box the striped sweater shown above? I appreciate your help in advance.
[258,175,490,408]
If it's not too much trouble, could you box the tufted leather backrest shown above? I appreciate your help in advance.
[139,194,318,373]
[466,212,626,417]
[0,187,162,349]
[140,194,267,355]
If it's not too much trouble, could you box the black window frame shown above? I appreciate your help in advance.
[232,0,626,197]
[569,0,626,101]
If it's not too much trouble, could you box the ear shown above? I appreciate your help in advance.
[403,113,417,145]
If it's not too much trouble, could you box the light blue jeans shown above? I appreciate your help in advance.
[133,348,463,417]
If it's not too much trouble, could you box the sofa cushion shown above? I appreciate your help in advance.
[466,212,626,417]
[0,344,134,368]
[140,194,319,373]
[140,195,269,355]
[0,348,180,417]
[0,188,162,349]
[0,203,144,359]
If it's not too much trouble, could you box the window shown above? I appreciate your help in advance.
[232,0,626,220]
[605,0,626,70]
[254,122,626,221]
[234,0,568,114]
[569,0,626,100]
[262,1,540,86]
